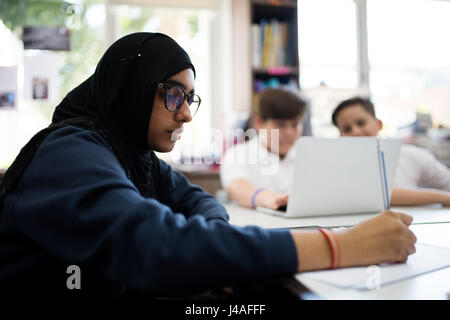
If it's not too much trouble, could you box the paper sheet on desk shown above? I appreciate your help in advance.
[297,243,450,290]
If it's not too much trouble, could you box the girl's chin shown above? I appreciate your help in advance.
[152,141,176,153]
[163,142,176,152]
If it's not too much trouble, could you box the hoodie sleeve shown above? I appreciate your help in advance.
[9,126,298,296]
[157,159,229,222]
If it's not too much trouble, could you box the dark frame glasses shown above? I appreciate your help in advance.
[157,82,201,116]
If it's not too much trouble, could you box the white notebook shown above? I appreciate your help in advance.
[296,243,450,290]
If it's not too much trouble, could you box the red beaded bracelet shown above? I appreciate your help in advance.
[318,228,341,269]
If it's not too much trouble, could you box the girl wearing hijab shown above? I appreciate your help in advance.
[0,33,416,298]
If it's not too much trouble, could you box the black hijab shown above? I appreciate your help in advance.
[0,32,196,206]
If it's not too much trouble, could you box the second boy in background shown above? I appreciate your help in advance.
[332,96,450,206]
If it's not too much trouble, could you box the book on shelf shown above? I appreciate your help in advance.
[252,19,293,69]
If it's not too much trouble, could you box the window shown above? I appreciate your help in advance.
[297,0,362,137]
[367,0,450,134]
[298,0,358,89]
[0,1,105,169]
[298,0,450,142]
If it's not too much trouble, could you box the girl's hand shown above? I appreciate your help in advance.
[336,210,417,267]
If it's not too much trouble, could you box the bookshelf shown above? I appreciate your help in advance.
[250,0,299,113]
[231,0,300,120]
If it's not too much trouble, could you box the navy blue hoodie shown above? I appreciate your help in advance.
[0,126,297,297]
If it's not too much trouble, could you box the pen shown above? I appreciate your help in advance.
[381,150,390,210]
[377,139,390,211]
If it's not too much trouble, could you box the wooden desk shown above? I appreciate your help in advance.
[224,204,450,300]
[173,165,222,196]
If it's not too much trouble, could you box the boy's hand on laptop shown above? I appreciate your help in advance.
[254,189,289,211]
[441,193,450,207]
[336,210,417,267]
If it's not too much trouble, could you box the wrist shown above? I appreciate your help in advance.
[250,188,266,209]
[291,230,332,272]
[335,229,363,268]
[318,228,341,269]
[438,193,450,206]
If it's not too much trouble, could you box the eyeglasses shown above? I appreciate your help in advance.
[157,82,201,117]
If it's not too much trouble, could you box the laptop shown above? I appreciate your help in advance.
[256,137,401,218]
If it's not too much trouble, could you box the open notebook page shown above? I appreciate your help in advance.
[296,243,450,290]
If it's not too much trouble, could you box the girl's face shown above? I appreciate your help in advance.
[147,69,195,152]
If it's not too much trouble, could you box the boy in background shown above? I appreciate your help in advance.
[332,96,450,206]
[220,88,306,210]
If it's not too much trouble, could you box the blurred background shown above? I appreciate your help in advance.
[1,0,449,194]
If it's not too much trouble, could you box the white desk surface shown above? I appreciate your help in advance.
[224,203,450,229]
[224,204,450,300]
